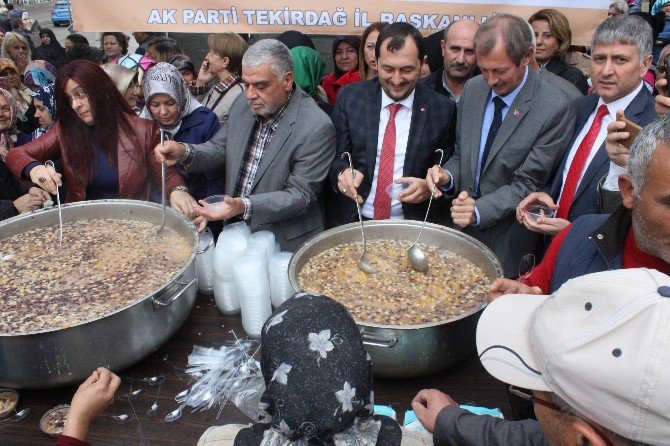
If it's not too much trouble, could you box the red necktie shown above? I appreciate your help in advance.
[557,105,609,220]
[373,103,401,220]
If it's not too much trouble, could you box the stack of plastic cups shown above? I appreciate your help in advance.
[233,255,272,339]
[269,252,294,307]
[223,221,251,240]
[212,231,248,314]
[247,231,276,276]
[195,227,215,295]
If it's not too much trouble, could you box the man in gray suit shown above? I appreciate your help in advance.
[155,39,336,251]
[427,14,576,276]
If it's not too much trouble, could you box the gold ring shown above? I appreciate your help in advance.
[38,177,46,183]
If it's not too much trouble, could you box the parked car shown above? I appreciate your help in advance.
[51,1,71,27]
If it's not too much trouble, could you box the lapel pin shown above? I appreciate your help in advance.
[421,107,426,112]
[513,109,521,117]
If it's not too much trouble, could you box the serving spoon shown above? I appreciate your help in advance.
[342,152,376,275]
[0,408,30,424]
[407,149,445,273]
[156,129,168,243]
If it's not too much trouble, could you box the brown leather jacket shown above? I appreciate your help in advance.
[5,115,185,202]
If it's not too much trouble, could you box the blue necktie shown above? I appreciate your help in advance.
[477,96,506,196]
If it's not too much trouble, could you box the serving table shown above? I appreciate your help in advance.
[0,294,511,445]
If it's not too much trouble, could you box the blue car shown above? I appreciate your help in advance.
[51,1,71,27]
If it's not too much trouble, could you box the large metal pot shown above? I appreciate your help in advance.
[288,221,503,378]
[0,200,198,389]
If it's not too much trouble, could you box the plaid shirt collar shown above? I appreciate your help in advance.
[212,73,241,95]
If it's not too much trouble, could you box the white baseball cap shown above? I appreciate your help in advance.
[477,268,670,445]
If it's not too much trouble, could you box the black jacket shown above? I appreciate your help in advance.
[544,56,589,95]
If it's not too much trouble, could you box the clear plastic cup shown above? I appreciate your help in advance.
[525,204,556,221]
[201,195,232,214]
[385,181,410,201]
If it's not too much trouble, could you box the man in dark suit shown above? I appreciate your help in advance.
[329,22,455,226]
[517,14,656,236]
[426,14,576,276]
[419,19,479,103]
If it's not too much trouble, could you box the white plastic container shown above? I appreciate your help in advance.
[194,228,215,295]
[213,231,248,281]
[212,270,240,314]
[233,256,272,339]
[223,221,251,240]
[269,252,294,307]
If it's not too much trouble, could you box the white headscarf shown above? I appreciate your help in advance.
[141,62,202,136]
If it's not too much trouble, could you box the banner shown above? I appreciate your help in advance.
[71,0,609,45]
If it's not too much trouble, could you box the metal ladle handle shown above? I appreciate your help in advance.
[159,129,167,233]
[45,160,62,247]
[412,149,445,245]
[341,152,366,245]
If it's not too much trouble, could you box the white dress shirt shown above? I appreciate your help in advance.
[559,82,643,199]
[361,89,415,219]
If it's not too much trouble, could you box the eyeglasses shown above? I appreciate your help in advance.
[508,386,615,446]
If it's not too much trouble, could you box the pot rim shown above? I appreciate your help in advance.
[289,220,503,330]
[0,199,198,337]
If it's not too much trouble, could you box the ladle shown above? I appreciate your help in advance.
[407,149,445,273]
[45,160,63,247]
[156,129,168,242]
[342,152,376,275]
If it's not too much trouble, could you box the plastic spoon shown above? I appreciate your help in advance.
[407,149,445,273]
[342,152,376,275]
[0,408,30,423]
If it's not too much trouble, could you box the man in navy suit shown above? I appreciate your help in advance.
[517,14,656,236]
[328,22,455,227]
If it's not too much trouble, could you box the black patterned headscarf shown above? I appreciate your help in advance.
[234,293,402,446]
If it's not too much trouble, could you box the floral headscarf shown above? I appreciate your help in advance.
[652,0,670,15]
[141,62,202,136]
[31,83,56,139]
[0,58,31,119]
[234,294,402,446]
[0,88,17,157]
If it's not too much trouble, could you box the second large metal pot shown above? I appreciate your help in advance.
[288,221,503,378]
[0,200,199,389]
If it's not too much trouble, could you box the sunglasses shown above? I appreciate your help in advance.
[509,386,615,446]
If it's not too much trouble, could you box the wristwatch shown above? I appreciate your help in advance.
[170,185,189,193]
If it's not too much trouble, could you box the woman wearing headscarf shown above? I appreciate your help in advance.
[34,28,65,69]
[30,83,56,141]
[5,60,200,225]
[290,46,331,116]
[276,30,315,50]
[0,58,37,133]
[101,63,141,115]
[197,293,432,446]
[23,60,56,92]
[321,35,360,105]
[142,62,222,201]
[0,88,49,220]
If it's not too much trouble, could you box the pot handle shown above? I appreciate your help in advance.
[196,227,214,255]
[360,331,397,348]
[153,278,198,308]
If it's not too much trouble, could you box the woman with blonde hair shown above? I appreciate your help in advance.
[190,33,247,126]
[1,31,31,73]
[528,9,588,94]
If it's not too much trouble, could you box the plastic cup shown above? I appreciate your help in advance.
[269,252,294,307]
[201,195,232,214]
[212,270,240,315]
[525,204,556,221]
[385,181,410,201]
[195,228,215,295]
[233,256,272,339]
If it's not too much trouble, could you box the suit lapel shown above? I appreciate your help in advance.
[227,109,256,193]
[469,82,490,180]
[571,88,649,202]
[482,70,536,174]
[403,87,428,175]
[365,84,381,179]
[550,94,599,199]
[251,92,299,190]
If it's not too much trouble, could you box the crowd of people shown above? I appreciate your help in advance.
[0,1,669,445]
